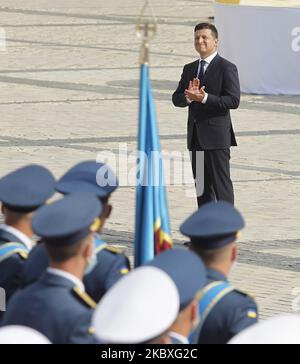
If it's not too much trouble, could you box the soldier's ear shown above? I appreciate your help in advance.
[106,204,112,219]
[191,299,199,322]
[231,243,238,262]
[100,204,112,220]
[83,235,94,259]
[1,203,5,215]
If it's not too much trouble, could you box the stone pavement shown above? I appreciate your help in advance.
[0,0,299,320]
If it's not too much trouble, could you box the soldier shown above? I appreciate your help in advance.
[147,248,207,344]
[22,161,130,302]
[0,165,55,308]
[1,193,101,344]
[92,266,180,344]
[180,201,258,344]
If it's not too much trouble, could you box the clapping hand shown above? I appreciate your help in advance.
[185,78,206,103]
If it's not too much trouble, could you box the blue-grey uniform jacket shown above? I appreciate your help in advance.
[1,272,98,344]
[196,268,258,344]
[22,236,130,302]
[0,229,29,305]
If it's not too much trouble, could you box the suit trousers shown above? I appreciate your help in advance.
[190,134,234,207]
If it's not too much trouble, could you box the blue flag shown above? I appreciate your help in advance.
[134,64,173,268]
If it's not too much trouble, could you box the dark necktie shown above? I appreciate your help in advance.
[198,60,206,86]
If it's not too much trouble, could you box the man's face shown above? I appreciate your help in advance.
[194,29,218,58]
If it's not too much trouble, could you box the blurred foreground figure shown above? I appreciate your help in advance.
[0,325,51,344]
[147,249,207,344]
[229,315,300,344]
[92,266,179,344]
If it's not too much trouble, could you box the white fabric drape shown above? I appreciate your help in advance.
[215,3,300,95]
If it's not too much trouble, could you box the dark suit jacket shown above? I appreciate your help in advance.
[172,54,240,150]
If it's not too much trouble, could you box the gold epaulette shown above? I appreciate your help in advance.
[18,251,29,260]
[247,310,258,319]
[105,245,126,255]
[72,286,97,309]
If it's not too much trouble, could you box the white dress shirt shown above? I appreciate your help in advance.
[197,51,218,79]
[186,51,218,104]
[47,267,85,292]
[0,223,33,250]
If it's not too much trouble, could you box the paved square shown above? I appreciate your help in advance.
[0,0,299,320]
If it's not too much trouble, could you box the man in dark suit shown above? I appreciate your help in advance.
[172,23,240,207]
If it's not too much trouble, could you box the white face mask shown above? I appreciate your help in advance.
[84,251,97,275]
[229,260,238,276]
[84,240,97,275]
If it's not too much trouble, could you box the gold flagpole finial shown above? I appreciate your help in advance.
[136,0,157,65]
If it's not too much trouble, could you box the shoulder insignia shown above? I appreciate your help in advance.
[88,327,95,335]
[0,242,29,263]
[120,268,129,275]
[247,310,257,319]
[105,245,126,255]
[72,286,97,309]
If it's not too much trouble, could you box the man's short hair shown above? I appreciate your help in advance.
[45,238,86,263]
[194,23,218,39]
[190,242,234,265]
[3,207,32,224]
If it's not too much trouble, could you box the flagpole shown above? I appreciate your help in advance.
[134,1,157,267]
[136,0,157,66]
[134,1,172,267]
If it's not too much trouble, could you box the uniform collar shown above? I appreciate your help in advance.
[169,331,189,344]
[46,267,85,292]
[0,224,32,250]
[206,267,228,282]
